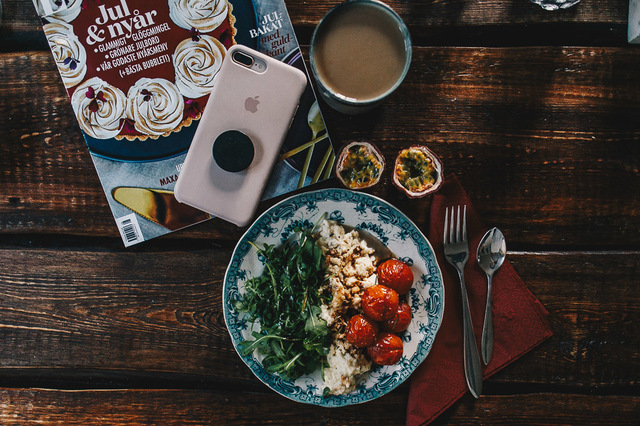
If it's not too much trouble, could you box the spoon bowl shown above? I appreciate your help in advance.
[311,213,395,261]
[342,223,396,261]
[476,227,506,364]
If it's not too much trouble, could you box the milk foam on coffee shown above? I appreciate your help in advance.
[312,2,408,101]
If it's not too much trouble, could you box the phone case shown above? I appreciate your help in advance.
[174,45,307,226]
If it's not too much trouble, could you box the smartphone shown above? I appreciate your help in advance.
[174,45,307,226]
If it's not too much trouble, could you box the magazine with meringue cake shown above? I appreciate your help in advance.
[33,0,335,246]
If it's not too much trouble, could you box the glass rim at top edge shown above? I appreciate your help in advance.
[309,0,413,107]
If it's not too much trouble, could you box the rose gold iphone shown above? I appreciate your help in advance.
[174,45,307,226]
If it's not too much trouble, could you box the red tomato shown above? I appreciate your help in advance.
[377,259,414,295]
[367,332,403,365]
[345,315,379,348]
[383,302,412,333]
[361,285,399,321]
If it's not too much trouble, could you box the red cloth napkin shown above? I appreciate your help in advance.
[406,174,553,425]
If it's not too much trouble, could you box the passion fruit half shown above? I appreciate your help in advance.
[392,145,443,198]
[335,141,385,190]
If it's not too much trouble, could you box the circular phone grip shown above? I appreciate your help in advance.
[212,130,255,173]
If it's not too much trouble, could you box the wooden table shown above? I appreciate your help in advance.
[1,0,639,423]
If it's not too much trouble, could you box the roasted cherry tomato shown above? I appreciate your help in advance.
[345,314,379,348]
[367,332,403,365]
[382,302,412,333]
[377,258,414,295]
[361,285,399,321]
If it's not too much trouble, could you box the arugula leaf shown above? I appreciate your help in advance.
[235,226,331,381]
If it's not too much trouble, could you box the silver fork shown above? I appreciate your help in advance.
[443,205,483,398]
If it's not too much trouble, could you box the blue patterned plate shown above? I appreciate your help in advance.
[223,188,444,406]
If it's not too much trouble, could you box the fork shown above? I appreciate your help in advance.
[443,205,483,398]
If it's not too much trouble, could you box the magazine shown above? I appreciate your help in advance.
[33,0,334,246]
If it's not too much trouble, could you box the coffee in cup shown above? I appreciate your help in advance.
[310,0,412,114]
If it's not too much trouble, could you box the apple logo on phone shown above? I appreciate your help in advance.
[244,96,260,113]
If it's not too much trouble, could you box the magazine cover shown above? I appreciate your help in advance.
[33,0,335,246]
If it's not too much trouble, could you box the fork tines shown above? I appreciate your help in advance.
[444,205,467,244]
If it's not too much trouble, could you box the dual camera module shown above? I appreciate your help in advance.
[232,50,267,73]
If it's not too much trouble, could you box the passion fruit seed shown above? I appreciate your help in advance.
[398,151,436,189]
[392,145,443,198]
[339,146,381,185]
[336,141,385,189]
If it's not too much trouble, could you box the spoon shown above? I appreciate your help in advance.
[307,101,325,141]
[476,227,506,365]
[341,224,395,261]
[310,213,395,260]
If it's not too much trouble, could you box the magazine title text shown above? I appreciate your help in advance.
[86,0,158,45]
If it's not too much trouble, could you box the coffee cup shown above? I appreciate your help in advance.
[309,0,412,115]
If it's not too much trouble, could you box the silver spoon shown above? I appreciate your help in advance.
[341,224,395,261]
[311,214,395,261]
[476,227,506,365]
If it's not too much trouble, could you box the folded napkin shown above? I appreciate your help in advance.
[406,174,553,425]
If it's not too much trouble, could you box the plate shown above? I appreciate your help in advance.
[223,188,444,406]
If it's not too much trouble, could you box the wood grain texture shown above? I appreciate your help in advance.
[7,0,631,32]
[1,48,638,246]
[1,1,632,53]
[0,248,637,390]
[0,388,637,425]
[1,1,639,424]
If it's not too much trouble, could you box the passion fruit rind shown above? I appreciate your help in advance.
[335,141,386,190]
[392,145,443,198]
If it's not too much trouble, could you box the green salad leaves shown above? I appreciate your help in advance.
[234,227,331,381]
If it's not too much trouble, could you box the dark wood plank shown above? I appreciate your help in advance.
[0,387,407,425]
[30,1,584,56]
[9,0,631,33]
[0,247,637,389]
[488,250,640,387]
[431,393,640,425]
[0,388,637,424]
[0,245,243,377]
[1,48,639,247]
[2,2,632,54]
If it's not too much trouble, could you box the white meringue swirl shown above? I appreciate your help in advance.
[71,77,127,140]
[126,78,185,137]
[173,35,226,99]
[169,0,229,33]
[33,0,82,23]
[43,21,87,88]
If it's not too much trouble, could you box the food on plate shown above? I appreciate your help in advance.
[392,145,443,198]
[361,285,400,321]
[317,219,378,325]
[346,314,379,348]
[323,339,372,396]
[367,332,404,365]
[316,219,377,394]
[383,302,412,333]
[236,218,413,396]
[377,258,414,295]
[234,226,331,381]
[335,141,385,189]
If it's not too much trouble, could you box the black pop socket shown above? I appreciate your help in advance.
[212,130,255,172]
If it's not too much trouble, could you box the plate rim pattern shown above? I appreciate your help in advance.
[223,188,444,407]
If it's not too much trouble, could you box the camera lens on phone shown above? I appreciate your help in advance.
[233,51,254,68]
